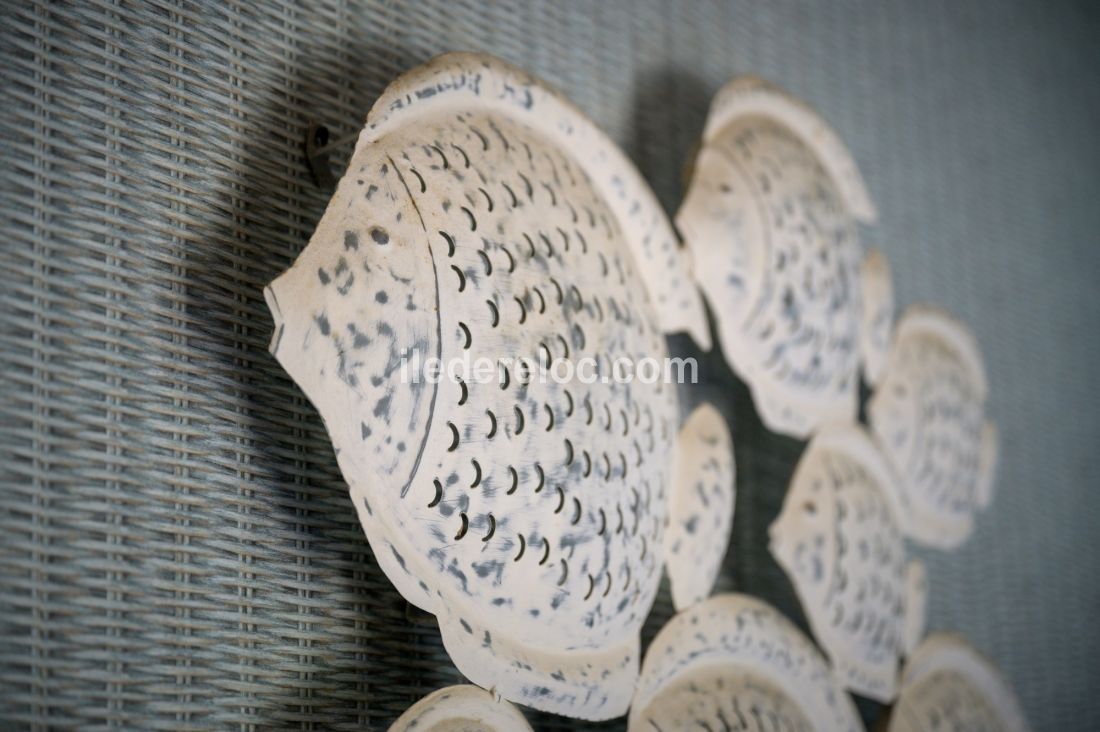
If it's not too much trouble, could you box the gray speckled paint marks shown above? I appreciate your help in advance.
[867,306,996,549]
[629,594,862,732]
[385,99,673,720]
[891,635,1031,732]
[367,58,709,350]
[678,78,882,439]
[665,403,736,611]
[265,146,438,503]
[639,668,815,732]
[396,104,672,609]
[264,53,694,722]
[769,424,927,702]
[387,684,533,732]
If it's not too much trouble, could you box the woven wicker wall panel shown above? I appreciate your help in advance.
[5,1,1097,730]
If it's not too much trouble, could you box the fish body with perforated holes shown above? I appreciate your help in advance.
[867,306,997,549]
[265,53,723,720]
[677,78,892,439]
[769,424,927,702]
[629,594,862,732]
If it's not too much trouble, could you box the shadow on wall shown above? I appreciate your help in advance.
[624,66,711,216]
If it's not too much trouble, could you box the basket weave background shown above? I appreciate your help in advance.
[2,1,1098,729]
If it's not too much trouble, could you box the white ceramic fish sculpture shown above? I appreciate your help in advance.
[770,423,928,701]
[630,593,862,732]
[388,685,532,732]
[868,306,997,548]
[265,52,724,720]
[889,633,1031,732]
[677,77,891,438]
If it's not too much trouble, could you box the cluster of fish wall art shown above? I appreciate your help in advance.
[265,53,1026,731]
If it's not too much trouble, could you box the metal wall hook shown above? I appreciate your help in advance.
[303,122,359,188]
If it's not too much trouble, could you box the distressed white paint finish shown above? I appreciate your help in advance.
[890,634,1031,732]
[629,594,861,732]
[868,306,996,548]
[264,53,712,720]
[902,560,928,657]
[769,424,927,702]
[665,403,735,611]
[677,78,884,438]
[388,685,532,732]
[359,57,709,349]
[860,247,894,387]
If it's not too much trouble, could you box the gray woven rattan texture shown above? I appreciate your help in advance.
[2,1,1098,729]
